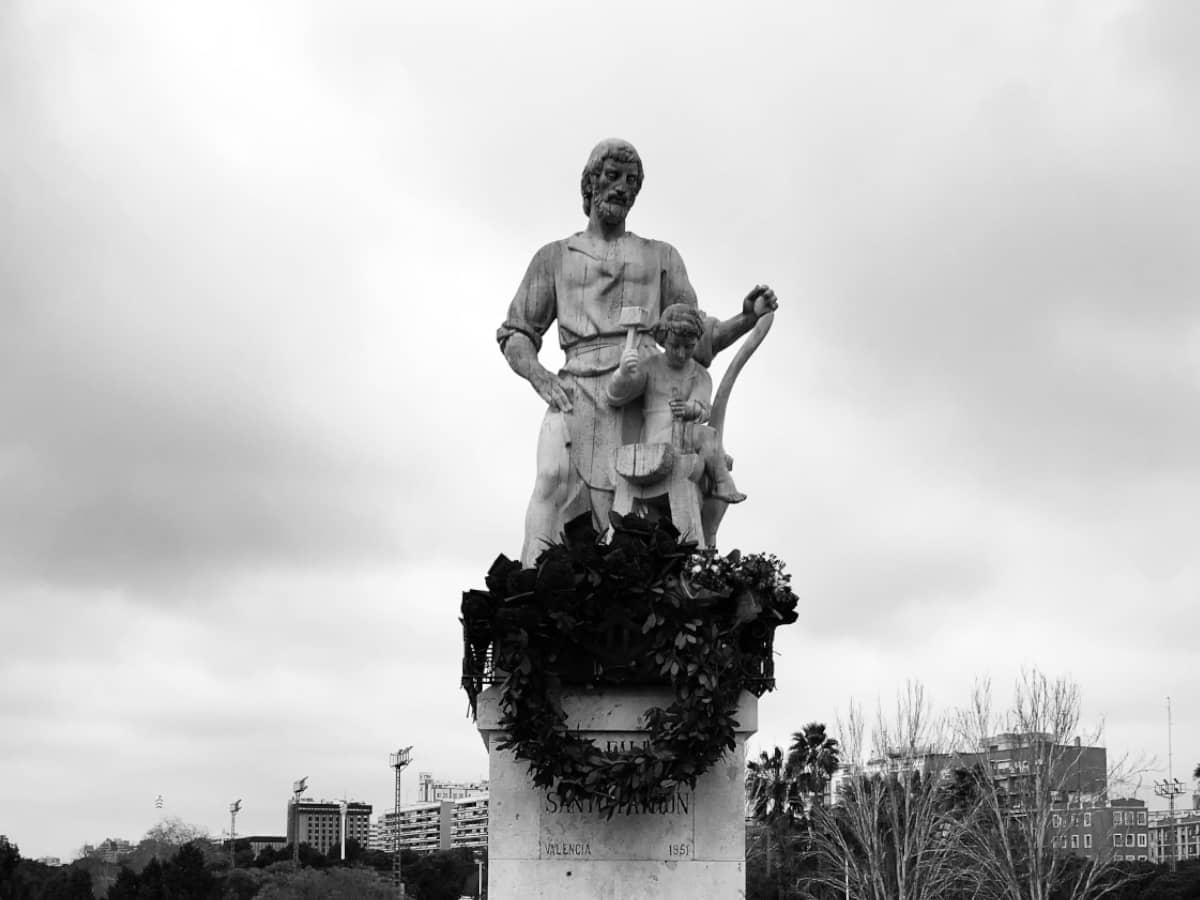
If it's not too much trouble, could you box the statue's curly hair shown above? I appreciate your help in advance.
[580,138,644,216]
[654,303,705,345]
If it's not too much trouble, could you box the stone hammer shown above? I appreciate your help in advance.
[619,306,651,353]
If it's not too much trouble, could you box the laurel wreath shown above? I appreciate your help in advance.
[461,513,798,813]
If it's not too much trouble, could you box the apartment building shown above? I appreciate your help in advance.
[285,799,372,856]
[373,794,489,854]
[848,732,1149,862]
[1047,798,1149,860]
[1149,808,1200,865]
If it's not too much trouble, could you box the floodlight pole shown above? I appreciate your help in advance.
[1154,778,1185,870]
[229,800,241,870]
[390,747,413,897]
[291,777,308,866]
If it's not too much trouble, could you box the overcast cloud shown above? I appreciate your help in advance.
[2,0,1198,860]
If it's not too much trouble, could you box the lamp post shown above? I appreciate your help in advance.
[291,777,308,866]
[474,850,485,898]
[229,800,241,870]
[339,800,348,862]
[390,747,412,897]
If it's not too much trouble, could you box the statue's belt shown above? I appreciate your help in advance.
[559,334,645,376]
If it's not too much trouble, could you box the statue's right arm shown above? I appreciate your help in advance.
[605,349,646,408]
[498,242,572,412]
[503,334,573,412]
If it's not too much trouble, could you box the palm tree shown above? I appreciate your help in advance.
[747,746,796,823]
[785,722,841,816]
[746,746,799,899]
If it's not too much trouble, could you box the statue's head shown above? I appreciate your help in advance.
[581,138,644,223]
[655,303,705,369]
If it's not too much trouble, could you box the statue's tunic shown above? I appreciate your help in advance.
[498,232,714,508]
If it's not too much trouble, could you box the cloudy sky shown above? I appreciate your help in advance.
[3,0,1198,861]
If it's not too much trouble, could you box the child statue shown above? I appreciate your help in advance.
[606,303,746,504]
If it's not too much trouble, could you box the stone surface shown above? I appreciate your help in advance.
[476,685,758,899]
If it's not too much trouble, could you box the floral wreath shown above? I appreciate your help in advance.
[461,513,799,813]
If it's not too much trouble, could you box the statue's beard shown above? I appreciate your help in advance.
[594,196,630,225]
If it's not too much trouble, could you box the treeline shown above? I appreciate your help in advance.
[745,673,1199,900]
[0,834,480,900]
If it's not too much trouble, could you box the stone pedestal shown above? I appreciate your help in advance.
[476,685,757,900]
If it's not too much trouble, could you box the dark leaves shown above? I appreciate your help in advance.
[460,512,798,811]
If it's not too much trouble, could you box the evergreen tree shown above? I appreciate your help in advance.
[137,857,166,900]
[0,839,19,900]
[106,866,141,900]
[162,842,215,900]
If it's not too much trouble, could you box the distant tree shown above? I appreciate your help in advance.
[256,843,330,870]
[402,848,478,900]
[804,685,972,900]
[138,857,166,900]
[0,839,19,900]
[121,818,213,874]
[1193,761,1200,782]
[251,846,286,868]
[748,746,796,822]
[254,865,395,899]
[228,841,256,871]
[220,867,264,900]
[354,847,399,878]
[0,855,96,900]
[161,842,216,900]
[106,865,141,900]
[1130,859,1200,900]
[324,837,364,867]
[746,745,801,899]
[785,722,841,815]
[296,844,331,869]
[37,864,95,900]
[0,840,21,900]
[73,853,123,899]
[955,670,1140,900]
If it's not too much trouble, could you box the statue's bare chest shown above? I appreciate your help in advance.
[559,238,661,310]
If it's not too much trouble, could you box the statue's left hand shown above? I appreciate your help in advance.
[742,284,778,319]
[670,399,701,421]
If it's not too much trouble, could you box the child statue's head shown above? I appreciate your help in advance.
[655,304,705,369]
[654,304,705,344]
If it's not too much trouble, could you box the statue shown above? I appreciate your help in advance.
[497,138,777,564]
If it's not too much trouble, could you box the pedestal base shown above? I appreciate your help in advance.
[476,685,757,900]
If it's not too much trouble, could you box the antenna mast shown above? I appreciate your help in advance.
[1154,696,1184,872]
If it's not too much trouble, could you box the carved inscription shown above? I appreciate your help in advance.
[543,791,691,816]
[538,786,696,861]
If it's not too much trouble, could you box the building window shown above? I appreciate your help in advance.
[1127,834,1134,847]
[1138,834,1147,848]
[1137,811,1147,825]
[1071,835,1079,849]
[1084,835,1092,849]
[1083,812,1091,827]
[1114,834,1123,847]
[1053,814,1062,827]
